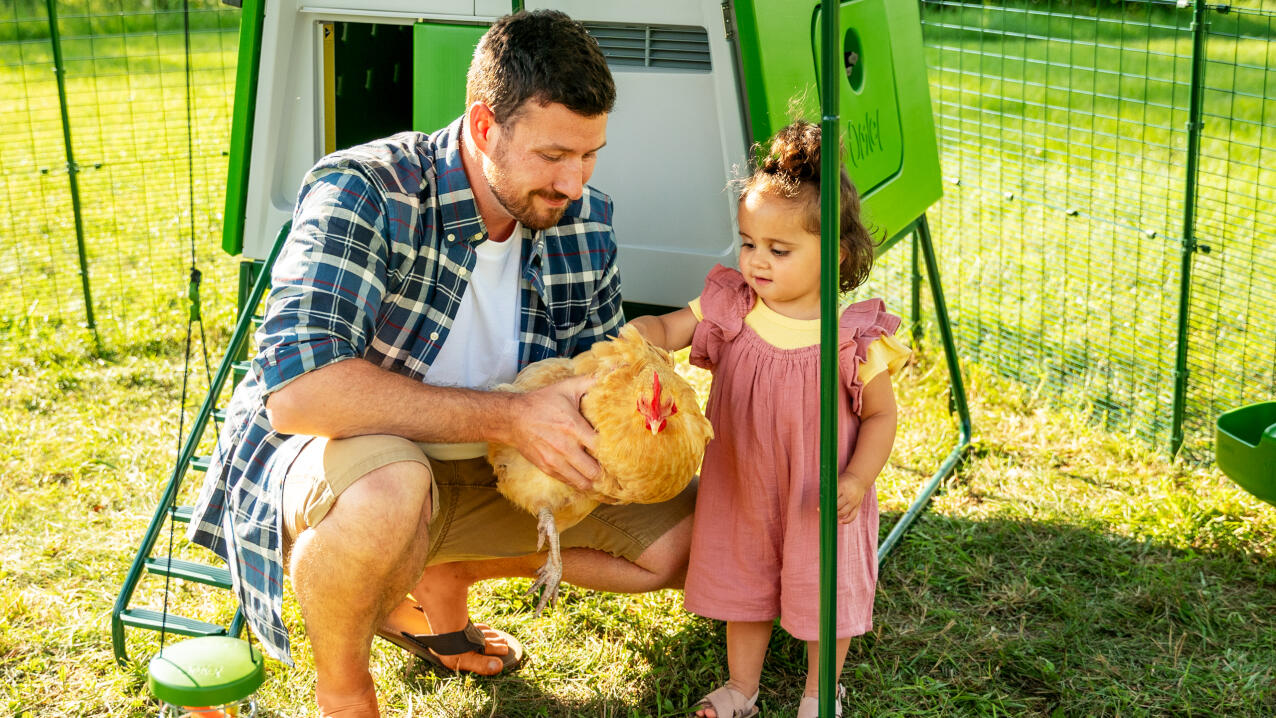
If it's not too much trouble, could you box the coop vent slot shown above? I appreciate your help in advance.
[583,23,712,72]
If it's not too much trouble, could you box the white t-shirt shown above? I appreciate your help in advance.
[420,225,523,459]
[424,226,523,389]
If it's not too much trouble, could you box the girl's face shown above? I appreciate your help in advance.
[737,190,822,320]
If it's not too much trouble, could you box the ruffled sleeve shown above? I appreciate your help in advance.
[689,265,754,373]
[839,298,908,414]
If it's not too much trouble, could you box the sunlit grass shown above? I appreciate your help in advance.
[1,336,1274,716]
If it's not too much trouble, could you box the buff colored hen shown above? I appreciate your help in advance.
[488,324,714,613]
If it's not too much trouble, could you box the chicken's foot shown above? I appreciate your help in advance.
[528,507,563,615]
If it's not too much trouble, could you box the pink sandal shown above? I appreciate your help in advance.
[796,684,845,718]
[694,684,759,717]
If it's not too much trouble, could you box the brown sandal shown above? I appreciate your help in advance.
[376,618,525,674]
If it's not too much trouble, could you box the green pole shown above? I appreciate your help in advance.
[910,229,922,346]
[818,2,840,716]
[1169,0,1208,456]
[44,0,95,334]
[221,0,267,256]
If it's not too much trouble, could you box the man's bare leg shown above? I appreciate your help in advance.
[382,514,692,674]
[288,460,433,717]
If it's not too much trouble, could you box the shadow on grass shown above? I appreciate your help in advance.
[607,510,1276,718]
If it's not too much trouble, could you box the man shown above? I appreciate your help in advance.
[188,10,695,717]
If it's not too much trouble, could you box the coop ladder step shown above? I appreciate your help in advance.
[119,608,227,637]
[145,557,232,588]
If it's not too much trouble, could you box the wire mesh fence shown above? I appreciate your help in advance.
[1,0,1272,459]
[865,0,1275,460]
[0,0,241,349]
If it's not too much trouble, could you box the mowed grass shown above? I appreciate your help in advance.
[1,322,1274,716]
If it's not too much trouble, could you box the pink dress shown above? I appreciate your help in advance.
[682,266,901,640]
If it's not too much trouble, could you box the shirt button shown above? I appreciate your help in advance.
[446,233,456,242]
[458,268,468,279]
[430,331,440,341]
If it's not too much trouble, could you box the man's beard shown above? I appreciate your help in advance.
[487,141,570,231]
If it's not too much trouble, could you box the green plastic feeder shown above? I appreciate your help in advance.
[148,636,265,717]
[1216,401,1276,507]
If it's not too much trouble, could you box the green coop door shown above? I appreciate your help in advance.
[812,0,903,198]
[732,0,943,246]
[413,21,488,134]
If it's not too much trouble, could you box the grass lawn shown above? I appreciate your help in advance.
[1,326,1273,716]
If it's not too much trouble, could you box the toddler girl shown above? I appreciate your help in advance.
[630,120,909,718]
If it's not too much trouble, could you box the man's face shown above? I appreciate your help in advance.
[483,101,608,231]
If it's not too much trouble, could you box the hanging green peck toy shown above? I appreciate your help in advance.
[148,636,265,717]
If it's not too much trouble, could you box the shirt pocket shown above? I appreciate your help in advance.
[550,306,587,337]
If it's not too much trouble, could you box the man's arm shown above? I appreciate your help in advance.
[266,357,601,490]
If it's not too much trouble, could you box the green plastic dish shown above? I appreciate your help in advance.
[1216,401,1276,507]
[148,636,265,709]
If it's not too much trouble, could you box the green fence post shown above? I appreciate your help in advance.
[817,2,840,715]
[911,229,922,346]
[222,0,267,256]
[44,0,95,335]
[1169,0,1209,456]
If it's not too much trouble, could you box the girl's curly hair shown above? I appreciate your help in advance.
[739,120,877,293]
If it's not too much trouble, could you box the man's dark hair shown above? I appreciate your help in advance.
[466,10,616,125]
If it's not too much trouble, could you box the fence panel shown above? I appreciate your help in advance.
[0,0,240,347]
[1180,4,1276,460]
[912,0,1275,457]
[1,1,1272,458]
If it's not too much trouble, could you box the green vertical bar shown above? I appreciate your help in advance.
[911,230,922,346]
[221,0,266,256]
[45,0,95,333]
[818,2,840,716]
[1170,0,1208,455]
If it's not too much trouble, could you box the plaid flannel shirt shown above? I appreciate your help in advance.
[187,117,624,663]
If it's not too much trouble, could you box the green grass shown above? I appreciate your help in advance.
[1,336,1273,717]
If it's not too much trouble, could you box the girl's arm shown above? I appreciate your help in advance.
[837,372,898,524]
[627,306,700,351]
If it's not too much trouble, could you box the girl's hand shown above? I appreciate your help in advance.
[837,472,870,524]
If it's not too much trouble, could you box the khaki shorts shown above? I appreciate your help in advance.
[281,434,696,564]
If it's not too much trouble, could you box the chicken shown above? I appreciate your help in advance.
[487,325,714,613]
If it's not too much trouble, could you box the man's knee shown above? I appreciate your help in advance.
[332,460,433,538]
[291,460,433,572]
[636,513,693,589]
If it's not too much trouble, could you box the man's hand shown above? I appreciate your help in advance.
[836,472,871,524]
[508,375,599,491]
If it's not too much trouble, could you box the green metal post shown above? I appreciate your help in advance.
[877,217,972,560]
[1169,0,1208,456]
[911,229,922,346]
[817,2,840,715]
[221,0,267,256]
[44,0,95,333]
